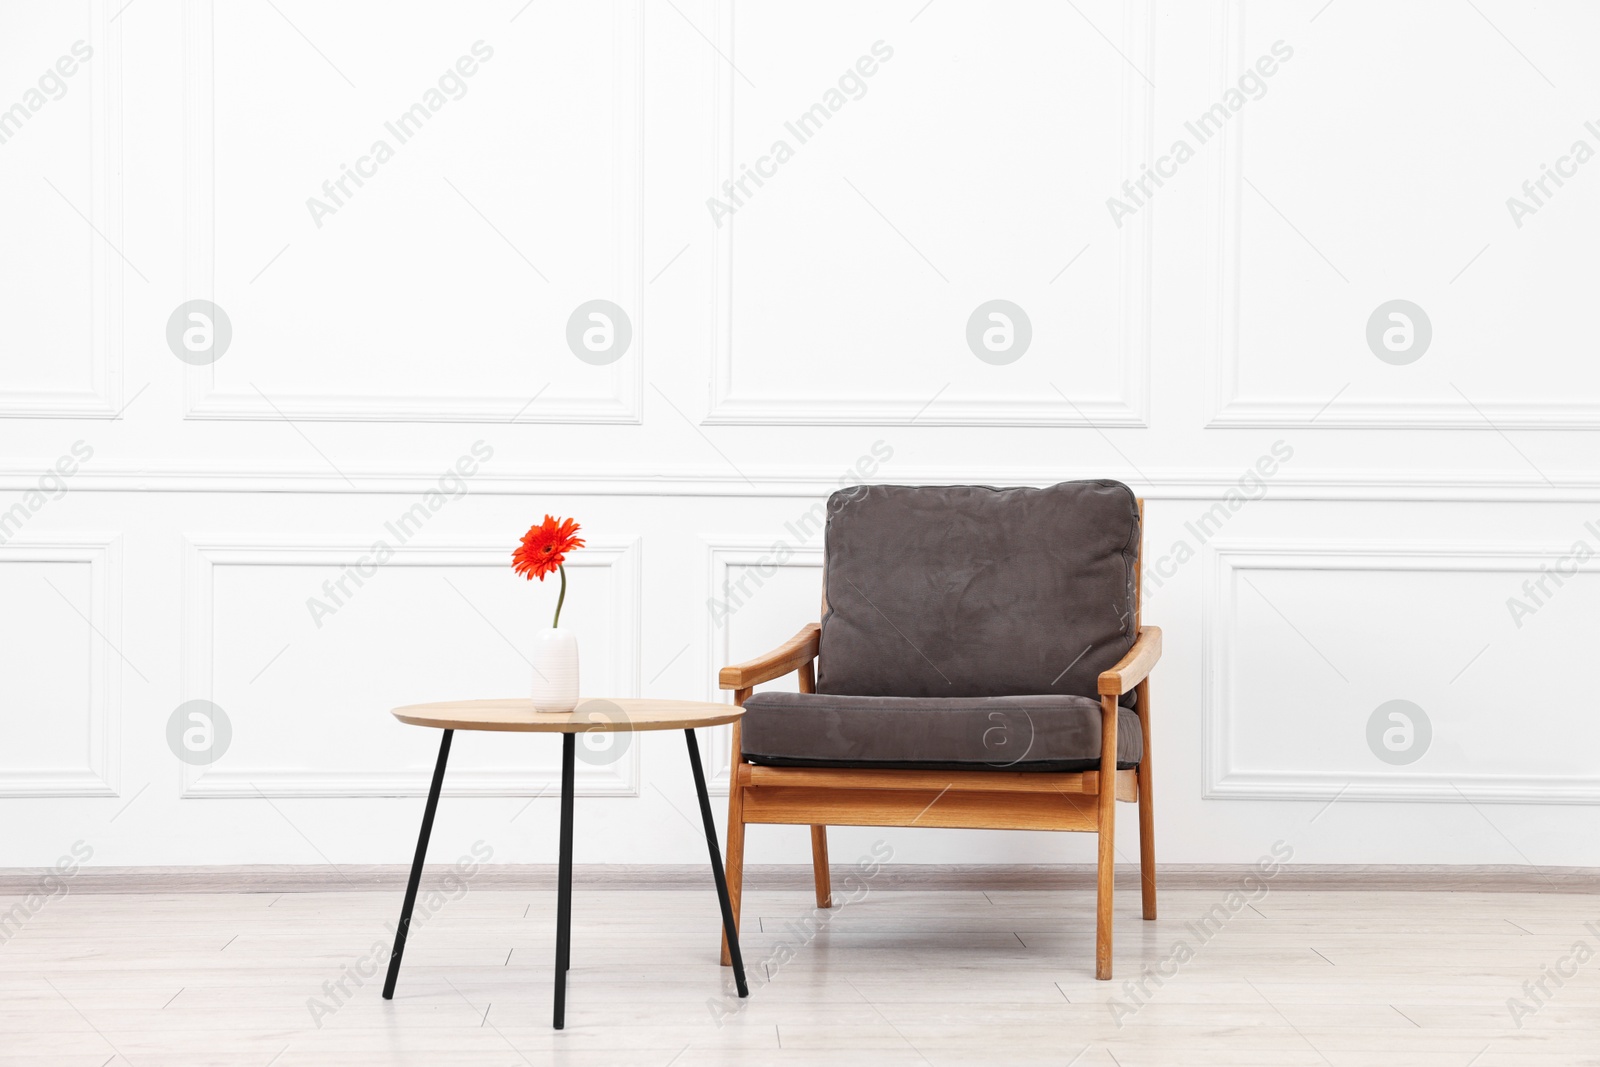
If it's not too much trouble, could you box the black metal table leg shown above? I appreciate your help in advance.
[383,728,453,999]
[552,732,576,1029]
[685,728,748,998]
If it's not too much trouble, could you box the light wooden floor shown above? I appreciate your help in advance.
[2,883,1597,1066]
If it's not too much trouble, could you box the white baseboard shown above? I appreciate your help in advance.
[3,863,1592,894]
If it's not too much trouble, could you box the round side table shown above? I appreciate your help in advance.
[381,698,747,1029]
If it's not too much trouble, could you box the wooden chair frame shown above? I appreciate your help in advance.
[717,500,1160,980]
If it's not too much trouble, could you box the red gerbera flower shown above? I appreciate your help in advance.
[513,515,585,581]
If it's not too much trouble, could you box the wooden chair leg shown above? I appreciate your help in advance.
[721,705,751,967]
[1096,695,1118,981]
[810,825,832,908]
[1136,678,1156,921]
[720,771,746,966]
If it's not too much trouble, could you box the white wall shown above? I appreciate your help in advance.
[4,0,1599,870]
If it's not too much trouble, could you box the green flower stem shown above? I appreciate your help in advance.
[552,563,567,629]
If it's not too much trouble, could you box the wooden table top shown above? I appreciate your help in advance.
[391,697,742,733]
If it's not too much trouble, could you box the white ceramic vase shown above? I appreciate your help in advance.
[530,628,580,713]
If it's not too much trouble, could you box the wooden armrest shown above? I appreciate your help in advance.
[1098,626,1162,696]
[719,623,821,690]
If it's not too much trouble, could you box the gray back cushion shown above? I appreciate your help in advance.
[817,482,1139,700]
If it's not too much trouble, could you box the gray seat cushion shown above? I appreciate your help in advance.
[817,482,1139,704]
[740,691,1142,773]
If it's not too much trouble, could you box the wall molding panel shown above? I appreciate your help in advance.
[178,0,644,425]
[702,540,824,793]
[180,537,642,798]
[1204,540,1600,804]
[702,0,1153,428]
[0,0,124,419]
[1203,0,1600,430]
[0,537,122,797]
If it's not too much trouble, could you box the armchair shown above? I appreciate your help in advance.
[717,482,1160,980]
